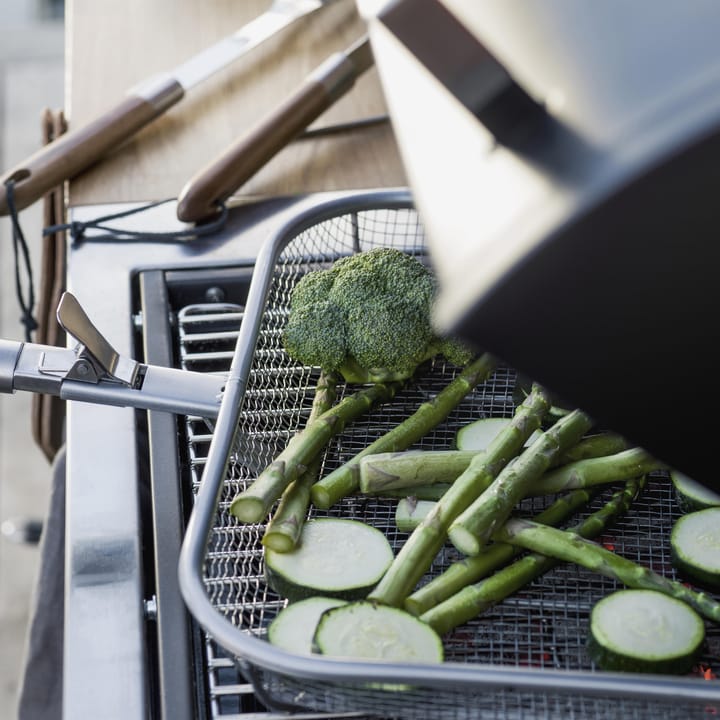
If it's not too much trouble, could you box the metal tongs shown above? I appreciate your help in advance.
[0,292,225,418]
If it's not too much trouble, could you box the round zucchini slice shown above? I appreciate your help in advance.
[268,596,347,654]
[313,601,444,663]
[455,417,541,452]
[671,507,720,590]
[588,589,705,674]
[671,471,720,513]
[264,518,394,602]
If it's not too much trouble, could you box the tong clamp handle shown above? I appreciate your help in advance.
[56,292,140,387]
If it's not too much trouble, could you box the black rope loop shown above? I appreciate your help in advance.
[43,198,229,245]
[4,179,37,341]
[4,184,228,340]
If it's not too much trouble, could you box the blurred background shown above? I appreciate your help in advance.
[0,0,64,716]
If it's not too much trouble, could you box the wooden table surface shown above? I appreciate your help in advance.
[65,0,406,209]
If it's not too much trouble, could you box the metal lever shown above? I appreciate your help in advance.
[0,293,227,418]
[56,292,140,386]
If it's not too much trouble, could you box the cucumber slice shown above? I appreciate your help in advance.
[268,596,347,654]
[671,470,720,513]
[670,507,720,590]
[264,518,394,602]
[313,601,444,663]
[455,417,540,452]
[588,589,705,674]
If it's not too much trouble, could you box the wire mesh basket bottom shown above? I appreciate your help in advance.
[184,202,720,719]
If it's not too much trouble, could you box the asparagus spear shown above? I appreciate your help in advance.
[528,447,664,496]
[261,370,339,552]
[367,383,552,608]
[360,450,478,494]
[360,432,630,494]
[491,502,720,625]
[404,487,596,616]
[370,484,451,501]
[395,498,438,532]
[230,380,402,523]
[421,477,645,634]
[448,409,594,556]
[310,353,497,510]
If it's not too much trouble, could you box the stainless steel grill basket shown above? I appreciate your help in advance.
[178,190,720,719]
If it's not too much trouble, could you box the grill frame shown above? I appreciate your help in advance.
[176,190,720,718]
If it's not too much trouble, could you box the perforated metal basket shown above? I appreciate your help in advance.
[178,189,720,719]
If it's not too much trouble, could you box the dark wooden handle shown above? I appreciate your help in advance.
[0,77,184,215]
[176,80,338,223]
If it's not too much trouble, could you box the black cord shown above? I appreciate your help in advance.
[5,179,38,342]
[43,198,229,244]
[4,183,228,340]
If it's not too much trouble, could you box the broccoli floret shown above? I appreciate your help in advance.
[282,247,474,383]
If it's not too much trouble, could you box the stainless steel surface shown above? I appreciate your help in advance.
[3,334,227,418]
[62,190,402,719]
[178,192,720,719]
[308,34,372,95]
[170,0,332,91]
[57,292,140,386]
[0,339,22,393]
[60,364,226,418]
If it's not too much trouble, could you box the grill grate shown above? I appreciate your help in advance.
[177,206,720,719]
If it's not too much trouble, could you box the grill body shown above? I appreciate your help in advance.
[63,190,720,719]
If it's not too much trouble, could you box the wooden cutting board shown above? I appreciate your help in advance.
[65,0,406,208]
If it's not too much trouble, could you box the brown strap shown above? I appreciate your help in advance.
[31,108,68,462]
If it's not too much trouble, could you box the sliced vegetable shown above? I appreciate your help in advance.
[262,369,339,553]
[311,354,496,509]
[492,515,720,623]
[313,601,444,662]
[395,498,436,532]
[420,478,643,632]
[455,417,541,452]
[671,471,720,513]
[670,507,720,590]
[359,450,476,494]
[448,408,594,556]
[368,384,552,608]
[267,596,347,654]
[587,589,705,674]
[264,518,394,603]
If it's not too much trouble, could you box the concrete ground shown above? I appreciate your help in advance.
[0,1,65,717]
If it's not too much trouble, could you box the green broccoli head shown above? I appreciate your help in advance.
[282,247,474,383]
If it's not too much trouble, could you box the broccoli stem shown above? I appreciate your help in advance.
[309,353,497,510]
[490,498,720,625]
[421,477,645,635]
[447,409,594,556]
[404,486,596,616]
[527,447,664,496]
[229,380,402,524]
[359,432,630,494]
[366,383,552,608]
[261,370,339,552]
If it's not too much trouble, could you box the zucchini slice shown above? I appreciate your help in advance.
[670,507,720,590]
[313,601,444,663]
[455,417,540,452]
[587,589,705,674]
[268,596,347,654]
[264,518,394,602]
[671,470,720,513]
